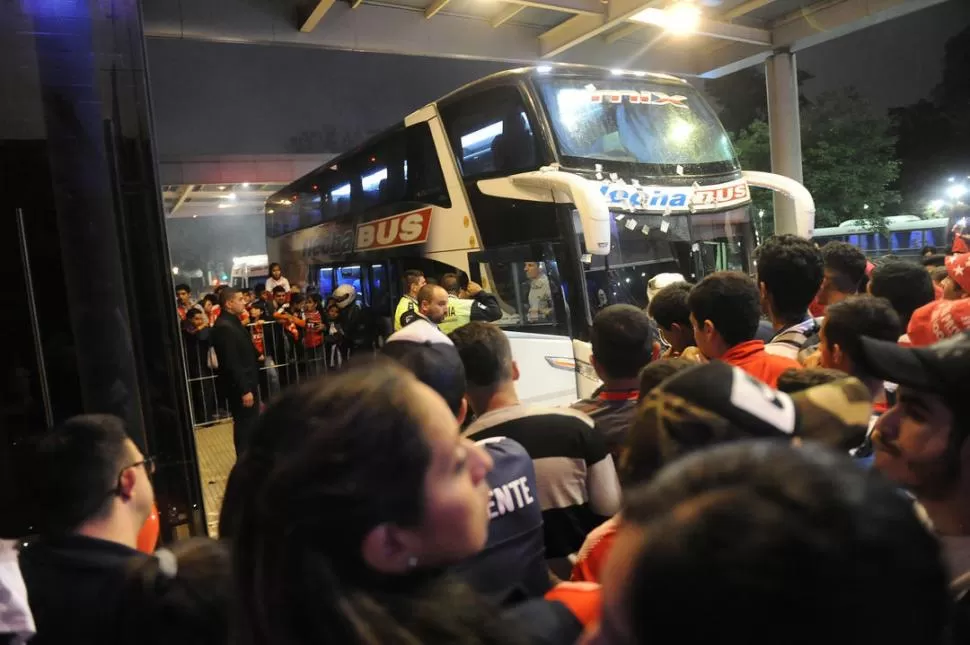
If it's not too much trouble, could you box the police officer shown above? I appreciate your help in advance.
[438,273,503,334]
[394,269,426,331]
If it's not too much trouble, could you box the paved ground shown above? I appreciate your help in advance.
[193,420,235,538]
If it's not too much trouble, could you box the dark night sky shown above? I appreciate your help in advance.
[795,0,970,111]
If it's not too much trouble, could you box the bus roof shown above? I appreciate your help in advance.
[425,64,688,115]
[268,64,697,207]
[814,217,949,235]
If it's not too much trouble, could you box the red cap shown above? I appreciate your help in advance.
[907,298,970,347]
[945,253,970,293]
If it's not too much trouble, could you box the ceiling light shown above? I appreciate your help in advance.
[631,2,700,34]
[947,184,968,200]
[537,65,552,73]
[611,69,625,76]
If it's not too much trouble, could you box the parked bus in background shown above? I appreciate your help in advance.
[265,65,814,405]
[812,216,949,260]
[230,254,270,289]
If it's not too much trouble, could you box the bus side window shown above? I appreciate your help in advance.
[909,230,922,250]
[439,86,540,178]
[406,123,450,207]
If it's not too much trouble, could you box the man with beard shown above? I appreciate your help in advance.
[856,331,970,584]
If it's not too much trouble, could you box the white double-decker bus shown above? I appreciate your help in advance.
[265,65,813,405]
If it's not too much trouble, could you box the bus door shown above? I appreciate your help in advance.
[467,242,580,407]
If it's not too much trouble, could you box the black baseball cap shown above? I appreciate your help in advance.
[381,319,466,415]
[857,330,970,402]
[641,361,872,456]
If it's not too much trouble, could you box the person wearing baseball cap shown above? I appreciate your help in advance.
[856,331,970,583]
[619,361,872,483]
[906,298,970,347]
[943,252,970,301]
[569,361,871,585]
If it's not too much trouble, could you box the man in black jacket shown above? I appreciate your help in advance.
[19,415,153,645]
[211,287,260,456]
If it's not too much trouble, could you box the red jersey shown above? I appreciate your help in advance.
[250,320,265,357]
[570,516,619,583]
[207,305,221,327]
[954,235,969,254]
[544,582,602,628]
[721,340,801,388]
[304,310,324,349]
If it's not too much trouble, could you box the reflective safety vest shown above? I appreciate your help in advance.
[394,295,417,331]
[438,295,474,335]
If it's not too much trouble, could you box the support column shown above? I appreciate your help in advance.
[765,51,803,236]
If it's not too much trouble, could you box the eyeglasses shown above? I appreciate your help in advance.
[110,456,156,497]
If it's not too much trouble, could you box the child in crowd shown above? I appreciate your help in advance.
[324,302,345,368]
[264,262,290,293]
[304,294,325,374]
[248,304,266,362]
[201,294,221,327]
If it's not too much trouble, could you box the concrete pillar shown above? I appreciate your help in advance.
[765,51,803,235]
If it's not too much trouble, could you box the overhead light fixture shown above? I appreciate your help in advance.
[242,182,251,188]
[537,65,552,73]
[611,69,625,76]
[947,183,968,200]
[631,2,701,35]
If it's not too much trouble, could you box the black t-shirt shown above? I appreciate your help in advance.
[464,406,622,559]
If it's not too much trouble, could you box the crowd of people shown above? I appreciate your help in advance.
[174,263,375,437]
[4,235,970,645]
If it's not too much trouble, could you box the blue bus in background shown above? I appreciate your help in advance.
[812,216,949,259]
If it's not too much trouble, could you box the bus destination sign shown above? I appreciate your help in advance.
[598,178,750,213]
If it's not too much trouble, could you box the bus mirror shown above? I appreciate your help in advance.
[742,171,815,238]
[510,168,612,256]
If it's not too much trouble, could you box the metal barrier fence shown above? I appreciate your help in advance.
[179,319,351,428]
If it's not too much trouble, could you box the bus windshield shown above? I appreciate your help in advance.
[535,76,739,175]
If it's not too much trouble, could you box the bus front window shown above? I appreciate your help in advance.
[577,207,753,314]
[580,212,690,312]
[689,208,754,276]
[535,77,739,174]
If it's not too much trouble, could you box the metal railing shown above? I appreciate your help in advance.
[179,318,352,428]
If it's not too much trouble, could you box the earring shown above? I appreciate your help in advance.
[407,555,418,569]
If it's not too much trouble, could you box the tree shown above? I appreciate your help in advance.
[894,25,970,210]
[705,68,814,135]
[801,90,900,228]
[732,89,900,231]
[732,120,775,237]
